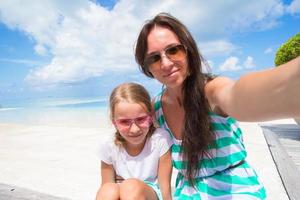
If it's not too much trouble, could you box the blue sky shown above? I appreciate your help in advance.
[0,0,299,104]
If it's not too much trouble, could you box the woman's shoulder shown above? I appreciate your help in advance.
[152,91,164,109]
[204,76,234,89]
[205,76,235,117]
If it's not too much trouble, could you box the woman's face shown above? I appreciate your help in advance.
[146,26,189,89]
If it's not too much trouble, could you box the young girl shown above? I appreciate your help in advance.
[96,82,173,200]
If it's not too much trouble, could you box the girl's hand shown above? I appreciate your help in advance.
[115,175,125,183]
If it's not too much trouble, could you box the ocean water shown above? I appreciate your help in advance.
[0,97,111,128]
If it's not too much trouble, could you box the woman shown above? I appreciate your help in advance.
[135,13,300,199]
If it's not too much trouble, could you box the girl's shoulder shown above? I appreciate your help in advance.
[147,128,173,156]
[150,128,173,146]
[98,135,121,164]
[152,127,170,137]
[99,135,121,153]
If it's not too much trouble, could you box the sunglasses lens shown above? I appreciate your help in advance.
[114,115,152,131]
[135,116,151,126]
[144,44,186,69]
[145,54,161,68]
[117,119,132,127]
[166,45,186,60]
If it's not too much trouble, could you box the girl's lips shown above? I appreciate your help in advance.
[128,132,144,138]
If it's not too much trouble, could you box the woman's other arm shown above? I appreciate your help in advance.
[205,56,300,121]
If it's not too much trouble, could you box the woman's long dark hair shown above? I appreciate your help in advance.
[135,13,214,186]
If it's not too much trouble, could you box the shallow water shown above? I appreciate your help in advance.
[0,97,111,128]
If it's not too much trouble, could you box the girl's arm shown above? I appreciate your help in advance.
[96,161,116,200]
[100,161,115,185]
[158,149,172,200]
[205,56,300,121]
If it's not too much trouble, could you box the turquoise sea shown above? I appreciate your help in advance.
[0,97,111,128]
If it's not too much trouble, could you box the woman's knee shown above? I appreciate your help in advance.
[96,183,119,200]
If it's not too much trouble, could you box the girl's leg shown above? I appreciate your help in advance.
[119,178,158,200]
[96,182,120,200]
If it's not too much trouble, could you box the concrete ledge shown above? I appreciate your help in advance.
[261,124,300,200]
[0,183,70,200]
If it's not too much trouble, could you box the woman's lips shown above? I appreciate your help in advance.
[163,69,179,77]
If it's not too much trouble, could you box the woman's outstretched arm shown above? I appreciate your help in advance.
[205,56,300,122]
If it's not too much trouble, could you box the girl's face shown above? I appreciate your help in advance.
[113,101,151,148]
[146,26,189,89]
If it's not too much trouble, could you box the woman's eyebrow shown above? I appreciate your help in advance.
[146,43,181,55]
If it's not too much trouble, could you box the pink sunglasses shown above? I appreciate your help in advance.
[113,115,152,131]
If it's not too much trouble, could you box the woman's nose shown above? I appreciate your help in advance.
[160,53,173,70]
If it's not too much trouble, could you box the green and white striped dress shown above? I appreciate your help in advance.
[154,91,266,200]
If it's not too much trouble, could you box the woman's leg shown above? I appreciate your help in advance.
[96,182,120,200]
[120,178,158,200]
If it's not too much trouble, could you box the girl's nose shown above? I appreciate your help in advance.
[129,122,141,133]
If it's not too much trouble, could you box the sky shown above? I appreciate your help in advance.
[0,0,299,104]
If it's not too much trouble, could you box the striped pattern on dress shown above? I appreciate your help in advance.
[153,91,266,199]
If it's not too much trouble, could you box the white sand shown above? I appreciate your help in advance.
[0,118,295,199]
[0,123,114,200]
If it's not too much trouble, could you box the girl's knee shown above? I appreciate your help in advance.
[120,178,145,199]
[120,179,156,200]
[96,183,119,200]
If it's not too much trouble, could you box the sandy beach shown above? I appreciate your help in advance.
[0,117,295,199]
[0,123,113,200]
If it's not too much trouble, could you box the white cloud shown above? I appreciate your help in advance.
[34,44,48,56]
[287,0,300,14]
[0,0,286,87]
[219,56,256,71]
[219,57,241,71]
[200,40,236,57]
[264,47,273,54]
[243,56,255,69]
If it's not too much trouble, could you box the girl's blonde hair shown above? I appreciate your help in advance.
[109,82,156,146]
